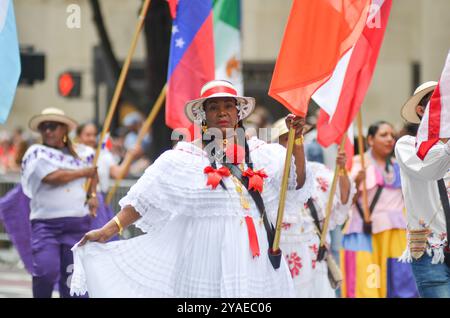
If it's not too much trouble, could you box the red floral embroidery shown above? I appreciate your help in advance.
[309,244,318,269]
[316,177,329,192]
[281,222,291,230]
[285,252,302,278]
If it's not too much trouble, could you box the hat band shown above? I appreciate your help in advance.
[201,86,237,98]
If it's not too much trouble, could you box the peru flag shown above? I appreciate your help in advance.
[314,0,392,158]
[416,51,450,160]
[166,0,215,131]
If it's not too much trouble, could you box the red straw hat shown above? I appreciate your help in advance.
[184,79,255,122]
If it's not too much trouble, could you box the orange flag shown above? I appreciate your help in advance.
[269,0,370,116]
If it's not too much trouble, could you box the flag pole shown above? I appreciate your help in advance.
[356,110,370,224]
[318,134,347,254]
[270,126,296,268]
[106,84,167,205]
[85,0,152,192]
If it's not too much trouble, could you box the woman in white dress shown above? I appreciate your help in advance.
[271,117,355,297]
[70,80,313,298]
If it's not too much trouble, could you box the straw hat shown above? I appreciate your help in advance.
[185,80,255,123]
[270,117,289,142]
[29,107,78,132]
[270,116,313,142]
[401,81,437,124]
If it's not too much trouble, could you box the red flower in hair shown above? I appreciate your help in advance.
[225,143,245,165]
[204,166,230,189]
[242,168,268,193]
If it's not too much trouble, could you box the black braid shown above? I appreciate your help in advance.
[238,120,253,170]
[202,121,227,190]
[237,120,268,218]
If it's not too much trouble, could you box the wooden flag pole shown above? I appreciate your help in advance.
[270,126,296,268]
[319,134,347,249]
[85,0,152,192]
[106,84,167,205]
[356,110,370,223]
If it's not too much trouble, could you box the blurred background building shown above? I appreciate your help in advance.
[4,0,450,136]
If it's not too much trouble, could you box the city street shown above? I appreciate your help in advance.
[0,262,32,298]
[0,247,58,298]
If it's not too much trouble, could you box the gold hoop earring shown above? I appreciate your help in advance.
[202,124,208,133]
[63,135,68,144]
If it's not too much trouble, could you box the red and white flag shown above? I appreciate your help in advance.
[313,0,392,168]
[269,0,371,116]
[416,51,450,160]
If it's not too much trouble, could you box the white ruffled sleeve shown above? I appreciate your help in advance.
[21,145,59,198]
[250,141,313,223]
[118,148,237,233]
[307,162,355,231]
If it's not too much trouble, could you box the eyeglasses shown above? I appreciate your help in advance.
[38,122,61,132]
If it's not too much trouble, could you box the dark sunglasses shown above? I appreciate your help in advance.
[38,121,61,132]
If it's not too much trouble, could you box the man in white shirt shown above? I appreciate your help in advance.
[395,81,450,298]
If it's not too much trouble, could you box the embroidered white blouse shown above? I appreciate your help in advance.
[21,144,94,220]
[395,135,450,263]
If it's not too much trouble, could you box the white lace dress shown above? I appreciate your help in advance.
[70,138,313,298]
[280,162,355,298]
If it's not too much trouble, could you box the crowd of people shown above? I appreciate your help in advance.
[0,78,449,298]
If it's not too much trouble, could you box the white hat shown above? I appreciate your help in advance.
[29,108,78,132]
[123,111,144,126]
[184,80,255,122]
[401,81,437,124]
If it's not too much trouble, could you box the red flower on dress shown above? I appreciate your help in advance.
[285,252,302,278]
[316,177,329,192]
[281,222,291,230]
[309,244,319,269]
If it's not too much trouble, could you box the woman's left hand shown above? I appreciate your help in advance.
[285,114,306,138]
[87,197,99,217]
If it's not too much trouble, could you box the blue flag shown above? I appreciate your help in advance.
[0,0,20,124]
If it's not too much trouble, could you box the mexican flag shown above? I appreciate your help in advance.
[213,0,243,94]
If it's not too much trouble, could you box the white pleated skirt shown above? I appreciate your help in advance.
[71,215,295,298]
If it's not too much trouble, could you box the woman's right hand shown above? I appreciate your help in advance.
[77,228,110,247]
[82,167,98,178]
[354,169,366,186]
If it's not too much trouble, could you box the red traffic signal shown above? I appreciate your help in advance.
[58,71,81,97]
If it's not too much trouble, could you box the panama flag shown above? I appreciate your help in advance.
[213,0,242,94]
[0,0,21,124]
[314,0,392,166]
[166,0,215,131]
[416,51,450,160]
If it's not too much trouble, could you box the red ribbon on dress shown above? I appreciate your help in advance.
[242,168,268,193]
[204,166,230,189]
[245,216,260,258]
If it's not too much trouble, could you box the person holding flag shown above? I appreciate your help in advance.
[395,53,450,298]
[69,80,313,298]
[341,121,418,298]
[271,117,354,297]
[21,108,98,298]
[75,122,141,237]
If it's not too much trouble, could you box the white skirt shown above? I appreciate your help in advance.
[280,233,336,298]
[71,215,296,298]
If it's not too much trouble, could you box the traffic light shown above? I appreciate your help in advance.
[19,47,45,85]
[57,71,81,97]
